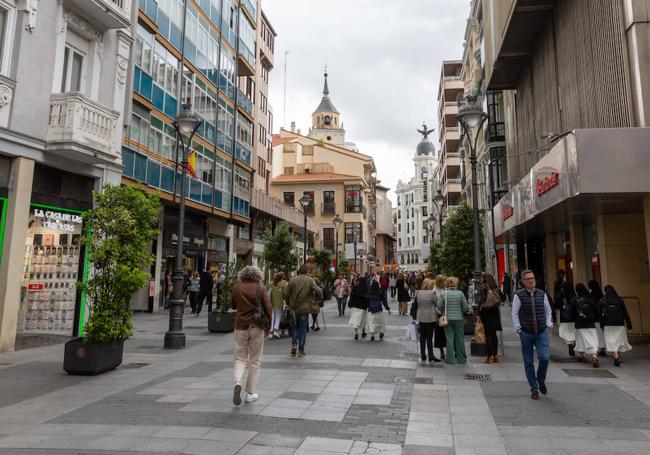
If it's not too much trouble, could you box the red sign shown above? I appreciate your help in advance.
[502,206,514,220]
[536,172,559,197]
[28,283,44,291]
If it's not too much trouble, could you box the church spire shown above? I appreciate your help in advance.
[323,71,329,96]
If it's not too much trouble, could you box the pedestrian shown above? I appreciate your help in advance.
[433,275,447,359]
[553,270,566,313]
[436,276,469,365]
[558,281,577,357]
[502,272,512,303]
[197,267,214,315]
[599,285,632,366]
[480,273,501,364]
[389,272,397,301]
[421,272,435,291]
[415,272,424,291]
[348,273,369,340]
[511,270,553,400]
[413,279,440,362]
[397,272,410,315]
[311,277,322,332]
[333,272,351,317]
[365,276,389,341]
[269,272,288,339]
[573,282,600,367]
[380,272,390,307]
[588,279,607,356]
[187,270,200,315]
[230,266,272,405]
[287,265,323,357]
[409,272,417,298]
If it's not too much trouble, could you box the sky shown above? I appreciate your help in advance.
[263,0,470,202]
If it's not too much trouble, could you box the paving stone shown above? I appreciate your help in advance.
[182,439,244,455]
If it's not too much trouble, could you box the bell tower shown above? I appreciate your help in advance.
[309,71,346,146]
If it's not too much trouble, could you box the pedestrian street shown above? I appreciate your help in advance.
[1,298,650,455]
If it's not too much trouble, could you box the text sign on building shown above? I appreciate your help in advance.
[536,171,559,197]
[501,206,514,221]
[33,208,83,232]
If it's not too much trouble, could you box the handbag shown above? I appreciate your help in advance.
[407,322,419,342]
[438,291,449,327]
[482,290,499,310]
[409,291,419,319]
[254,285,270,330]
[474,318,486,344]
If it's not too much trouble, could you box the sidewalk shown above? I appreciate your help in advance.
[1,298,649,454]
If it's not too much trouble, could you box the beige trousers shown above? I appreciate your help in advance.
[233,326,265,393]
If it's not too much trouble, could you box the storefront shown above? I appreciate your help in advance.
[162,207,208,275]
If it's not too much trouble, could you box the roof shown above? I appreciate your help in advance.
[275,130,374,161]
[272,172,364,183]
[272,136,292,147]
[313,72,339,114]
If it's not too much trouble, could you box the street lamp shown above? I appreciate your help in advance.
[164,103,203,349]
[458,94,489,303]
[299,193,312,264]
[332,214,343,271]
[353,224,360,275]
[431,189,446,241]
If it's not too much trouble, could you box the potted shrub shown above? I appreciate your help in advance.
[64,185,160,375]
[208,259,243,333]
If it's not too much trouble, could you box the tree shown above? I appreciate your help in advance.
[427,241,443,276]
[440,202,484,288]
[81,185,160,343]
[337,258,350,275]
[312,248,333,284]
[219,259,244,313]
[262,222,298,276]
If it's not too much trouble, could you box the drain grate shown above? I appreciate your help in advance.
[121,362,150,369]
[465,373,491,382]
[401,351,421,359]
[562,369,616,378]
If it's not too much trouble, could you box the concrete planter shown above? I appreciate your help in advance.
[208,311,236,333]
[63,338,124,375]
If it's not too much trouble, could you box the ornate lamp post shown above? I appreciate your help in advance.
[431,189,447,241]
[458,95,489,305]
[299,193,312,264]
[332,214,343,271]
[164,104,203,349]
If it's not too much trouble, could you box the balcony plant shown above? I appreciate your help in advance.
[208,259,243,333]
[64,185,160,375]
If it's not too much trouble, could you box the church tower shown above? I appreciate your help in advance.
[309,72,346,146]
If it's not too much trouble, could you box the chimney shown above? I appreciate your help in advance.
[290,121,296,133]
[297,129,301,135]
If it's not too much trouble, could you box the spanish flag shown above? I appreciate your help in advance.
[187,151,198,178]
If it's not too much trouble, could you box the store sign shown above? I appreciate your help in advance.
[536,171,559,197]
[28,283,44,291]
[502,206,514,220]
[33,209,82,232]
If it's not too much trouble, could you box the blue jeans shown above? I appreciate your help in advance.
[519,329,550,391]
[291,313,309,353]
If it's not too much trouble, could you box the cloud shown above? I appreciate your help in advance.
[263,0,469,201]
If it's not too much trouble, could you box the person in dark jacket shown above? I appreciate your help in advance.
[397,273,410,315]
[558,281,576,357]
[197,267,214,315]
[365,278,389,341]
[588,279,607,356]
[348,273,369,339]
[573,283,599,367]
[599,285,632,366]
[480,273,501,364]
[502,273,512,303]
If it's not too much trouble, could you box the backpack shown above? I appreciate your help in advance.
[575,297,594,321]
[603,301,625,325]
[561,297,573,321]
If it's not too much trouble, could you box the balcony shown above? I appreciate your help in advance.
[486,121,506,143]
[237,43,256,77]
[65,0,130,31]
[241,0,258,22]
[47,92,120,163]
[237,89,254,117]
[321,201,336,215]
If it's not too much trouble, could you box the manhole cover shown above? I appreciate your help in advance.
[562,369,616,378]
[465,373,491,382]
[121,363,150,369]
[414,377,433,384]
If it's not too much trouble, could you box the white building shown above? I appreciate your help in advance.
[395,125,438,271]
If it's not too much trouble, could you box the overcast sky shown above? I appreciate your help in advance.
[263,0,470,202]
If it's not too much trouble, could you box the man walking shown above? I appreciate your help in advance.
[288,265,323,357]
[512,270,554,400]
[197,267,214,315]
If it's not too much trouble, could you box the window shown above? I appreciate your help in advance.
[398,224,401,232]
[323,227,335,252]
[344,223,362,243]
[345,185,362,213]
[284,167,294,175]
[0,7,10,74]
[283,191,294,206]
[397,196,400,206]
[302,191,315,215]
[407,224,410,234]
[422,207,428,217]
[60,45,84,92]
[322,190,335,214]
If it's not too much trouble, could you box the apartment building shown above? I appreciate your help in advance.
[0,0,133,351]
[373,184,395,272]
[484,0,650,333]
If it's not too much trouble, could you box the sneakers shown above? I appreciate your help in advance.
[290,345,297,357]
[233,384,242,406]
[531,390,540,400]
[298,351,306,358]
[273,332,281,339]
[245,393,259,403]
[539,383,547,395]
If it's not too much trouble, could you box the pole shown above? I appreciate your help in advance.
[354,235,358,275]
[283,51,289,128]
[303,212,307,264]
[335,227,339,271]
[469,136,482,295]
[488,160,499,278]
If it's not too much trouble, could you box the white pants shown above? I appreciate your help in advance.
[233,327,265,393]
[271,308,283,332]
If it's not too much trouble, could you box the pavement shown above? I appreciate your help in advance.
[1,297,650,454]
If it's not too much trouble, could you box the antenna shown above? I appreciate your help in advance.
[283,50,290,128]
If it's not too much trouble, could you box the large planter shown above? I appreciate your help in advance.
[63,338,124,375]
[208,311,236,333]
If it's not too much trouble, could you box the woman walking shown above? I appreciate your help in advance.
[414,279,440,362]
[599,285,633,366]
[389,273,397,301]
[231,266,272,405]
[559,281,577,357]
[333,273,351,317]
[348,273,369,339]
[269,272,288,339]
[365,277,389,341]
[187,270,201,315]
[573,282,600,367]
[480,273,501,364]
[436,276,469,364]
[588,280,607,356]
[433,275,447,360]
[396,272,410,315]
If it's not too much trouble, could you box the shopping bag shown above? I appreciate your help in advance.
[406,322,419,342]
[474,318,486,344]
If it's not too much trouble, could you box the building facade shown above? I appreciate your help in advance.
[395,126,437,271]
[0,0,133,351]
[483,0,650,334]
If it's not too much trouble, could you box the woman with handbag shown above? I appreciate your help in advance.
[396,272,410,315]
[436,276,469,364]
[230,266,272,406]
[414,279,440,362]
[479,273,501,364]
[433,275,447,360]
